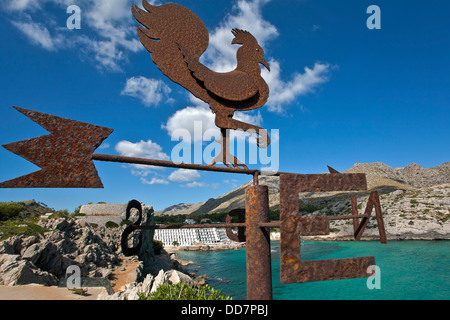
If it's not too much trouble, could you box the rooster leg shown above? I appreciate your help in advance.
[209,128,249,170]
[214,111,271,149]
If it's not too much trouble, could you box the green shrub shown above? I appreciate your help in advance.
[0,203,24,221]
[153,239,164,255]
[105,221,119,229]
[139,282,232,300]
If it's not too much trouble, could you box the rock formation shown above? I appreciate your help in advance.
[0,218,121,286]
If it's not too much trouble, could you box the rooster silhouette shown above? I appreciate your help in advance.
[132,1,271,169]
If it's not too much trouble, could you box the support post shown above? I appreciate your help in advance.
[245,185,272,300]
[351,195,360,234]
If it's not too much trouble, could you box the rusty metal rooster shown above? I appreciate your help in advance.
[132,1,271,169]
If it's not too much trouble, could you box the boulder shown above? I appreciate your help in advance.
[0,254,58,286]
[150,269,168,293]
[166,270,194,287]
[22,241,63,276]
[0,241,14,255]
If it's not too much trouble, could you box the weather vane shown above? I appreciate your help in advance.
[133,1,271,169]
[0,1,387,300]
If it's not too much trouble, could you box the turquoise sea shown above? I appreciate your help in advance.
[177,241,450,300]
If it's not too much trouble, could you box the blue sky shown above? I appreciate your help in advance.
[0,0,449,212]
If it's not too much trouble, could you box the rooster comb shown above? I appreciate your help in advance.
[231,28,258,45]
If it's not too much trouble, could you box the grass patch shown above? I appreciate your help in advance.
[0,218,48,240]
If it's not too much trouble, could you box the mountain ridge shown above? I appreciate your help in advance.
[154,162,450,216]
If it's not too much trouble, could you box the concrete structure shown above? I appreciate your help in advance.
[79,203,127,226]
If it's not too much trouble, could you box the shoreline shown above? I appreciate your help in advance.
[163,233,450,253]
[164,241,246,253]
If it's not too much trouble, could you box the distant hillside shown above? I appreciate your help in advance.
[154,202,203,216]
[345,162,450,189]
[0,200,54,218]
[154,162,450,216]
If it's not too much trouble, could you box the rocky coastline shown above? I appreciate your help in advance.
[0,217,209,299]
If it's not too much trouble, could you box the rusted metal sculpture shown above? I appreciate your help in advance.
[0,2,389,301]
[0,107,113,188]
[132,1,271,169]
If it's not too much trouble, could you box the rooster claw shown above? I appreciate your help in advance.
[209,152,249,170]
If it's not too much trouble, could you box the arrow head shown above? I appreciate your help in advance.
[0,107,113,188]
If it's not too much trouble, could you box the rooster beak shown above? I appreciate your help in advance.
[260,58,270,71]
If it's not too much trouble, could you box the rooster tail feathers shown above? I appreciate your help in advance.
[141,0,155,12]
[132,3,160,39]
[132,2,211,103]
[231,29,257,45]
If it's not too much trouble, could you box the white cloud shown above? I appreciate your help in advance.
[169,169,201,183]
[185,181,206,188]
[184,181,219,188]
[5,0,143,71]
[163,104,216,142]
[11,20,63,51]
[115,139,171,183]
[121,76,172,107]
[115,139,170,160]
[263,61,331,113]
[5,0,41,11]
[141,177,169,185]
[82,0,143,70]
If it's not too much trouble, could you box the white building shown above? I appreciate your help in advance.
[154,228,230,247]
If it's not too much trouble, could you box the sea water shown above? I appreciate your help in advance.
[177,241,450,300]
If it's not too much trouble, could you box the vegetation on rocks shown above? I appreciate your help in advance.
[138,282,232,300]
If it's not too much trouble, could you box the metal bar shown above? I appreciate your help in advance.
[93,154,369,186]
[133,223,247,230]
[288,173,368,192]
[354,192,376,240]
[253,171,259,186]
[351,195,360,234]
[259,221,280,228]
[226,209,246,242]
[289,256,376,283]
[372,191,388,244]
[246,185,272,300]
[93,154,260,175]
